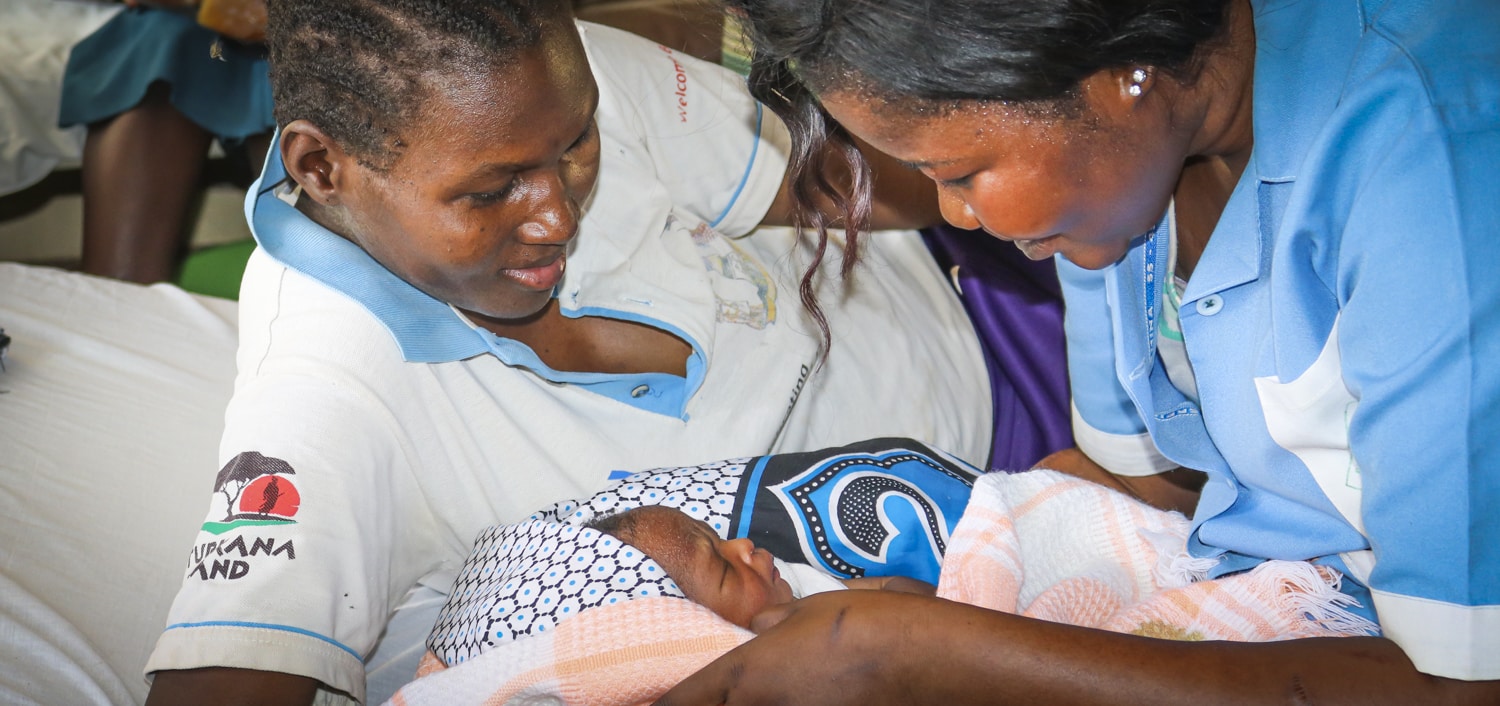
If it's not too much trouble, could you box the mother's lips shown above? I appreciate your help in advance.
[500,255,567,290]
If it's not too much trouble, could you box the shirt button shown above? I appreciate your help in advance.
[630,384,651,398]
[1195,295,1225,316]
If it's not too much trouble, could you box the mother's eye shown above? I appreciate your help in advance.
[566,120,595,153]
[467,183,514,205]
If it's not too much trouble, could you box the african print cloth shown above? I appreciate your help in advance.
[532,437,983,585]
[428,437,982,666]
[426,520,685,667]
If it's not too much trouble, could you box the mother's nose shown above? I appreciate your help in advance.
[517,176,580,245]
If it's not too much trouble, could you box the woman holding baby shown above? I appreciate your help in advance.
[144,0,1500,703]
[142,0,1033,703]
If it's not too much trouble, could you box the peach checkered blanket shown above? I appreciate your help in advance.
[935,469,1377,641]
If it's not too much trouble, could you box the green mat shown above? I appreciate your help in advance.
[175,238,256,300]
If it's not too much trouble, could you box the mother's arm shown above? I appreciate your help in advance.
[145,668,320,706]
[655,590,1500,706]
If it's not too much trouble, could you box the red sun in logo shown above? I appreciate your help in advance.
[238,475,301,518]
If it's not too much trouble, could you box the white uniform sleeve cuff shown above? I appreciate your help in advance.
[146,624,365,703]
[1372,590,1500,680]
[1071,403,1177,477]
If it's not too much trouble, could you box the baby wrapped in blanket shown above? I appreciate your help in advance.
[584,504,937,629]
[389,439,1377,706]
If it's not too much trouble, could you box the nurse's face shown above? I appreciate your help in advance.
[820,74,1187,270]
[329,28,601,321]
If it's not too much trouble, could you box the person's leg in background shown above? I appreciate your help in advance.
[79,81,213,284]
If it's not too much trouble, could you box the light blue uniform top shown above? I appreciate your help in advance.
[1061,0,1500,680]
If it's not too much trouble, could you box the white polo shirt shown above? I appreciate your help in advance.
[146,21,990,702]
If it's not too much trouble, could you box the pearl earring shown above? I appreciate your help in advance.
[1128,68,1147,97]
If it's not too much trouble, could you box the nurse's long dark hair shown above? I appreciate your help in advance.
[724,0,1232,256]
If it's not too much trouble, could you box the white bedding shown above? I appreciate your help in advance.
[0,263,475,704]
[0,262,237,704]
[0,0,121,196]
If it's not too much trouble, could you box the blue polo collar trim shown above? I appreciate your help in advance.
[457,305,707,419]
[248,132,490,363]
[246,131,702,419]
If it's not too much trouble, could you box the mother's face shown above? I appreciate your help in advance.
[821,73,1187,270]
[330,30,601,322]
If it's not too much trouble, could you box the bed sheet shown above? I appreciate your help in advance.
[0,262,237,704]
[0,0,122,196]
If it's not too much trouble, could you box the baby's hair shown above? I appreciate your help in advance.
[265,0,568,169]
[584,506,696,571]
[583,508,648,545]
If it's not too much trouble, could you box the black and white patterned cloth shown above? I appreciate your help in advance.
[430,438,983,665]
[532,456,751,536]
[427,519,685,666]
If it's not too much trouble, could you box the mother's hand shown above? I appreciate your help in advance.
[655,590,943,706]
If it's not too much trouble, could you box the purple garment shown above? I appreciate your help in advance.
[921,225,1073,471]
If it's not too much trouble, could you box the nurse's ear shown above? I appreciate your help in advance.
[1078,65,1159,125]
[278,119,354,207]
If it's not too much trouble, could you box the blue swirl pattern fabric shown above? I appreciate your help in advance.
[533,437,983,584]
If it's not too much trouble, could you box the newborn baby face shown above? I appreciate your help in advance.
[622,506,795,628]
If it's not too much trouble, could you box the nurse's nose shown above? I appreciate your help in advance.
[937,189,981,231]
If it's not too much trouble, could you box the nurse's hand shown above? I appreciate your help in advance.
[654,590,952,706]
[1036,446,1205,516]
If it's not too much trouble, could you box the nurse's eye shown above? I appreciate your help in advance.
[938,173,975,189]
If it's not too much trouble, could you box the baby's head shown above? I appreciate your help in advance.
[588,506,795,628]
[263,0,600,323]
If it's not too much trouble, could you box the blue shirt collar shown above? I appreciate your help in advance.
[247,130,492,363]
[1248,0,1364,181]
[1171,0,1358,301]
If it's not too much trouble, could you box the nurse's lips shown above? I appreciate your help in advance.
[1013,234,1060,261]
[501,255,566,290]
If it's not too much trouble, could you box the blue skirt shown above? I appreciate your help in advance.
[58,7,274,143]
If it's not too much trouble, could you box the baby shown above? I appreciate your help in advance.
[586,505,934,628]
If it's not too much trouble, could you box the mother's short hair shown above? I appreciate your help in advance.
[264,0,569,169]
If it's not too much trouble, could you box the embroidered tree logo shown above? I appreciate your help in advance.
[213,451,301,523]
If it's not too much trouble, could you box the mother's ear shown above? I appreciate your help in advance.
[278,119,353,207]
